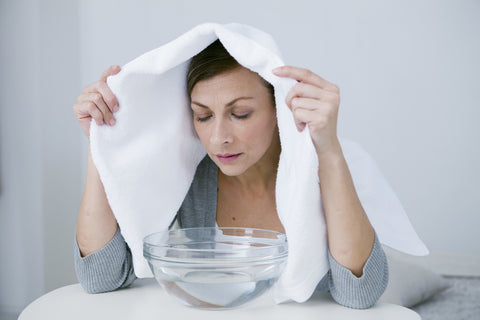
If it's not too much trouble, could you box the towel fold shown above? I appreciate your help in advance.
[90,22,428,303]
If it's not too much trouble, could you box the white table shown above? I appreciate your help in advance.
[19,279,420,320]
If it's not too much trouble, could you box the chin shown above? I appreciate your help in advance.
[217,165,246,177]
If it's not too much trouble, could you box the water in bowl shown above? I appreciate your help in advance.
[154,269,280,309]
[144,228,288,309]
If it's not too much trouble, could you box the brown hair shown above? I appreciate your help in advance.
[186,39,275,105]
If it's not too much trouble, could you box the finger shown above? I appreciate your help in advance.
[79,93,116,126]
[82,81,119,113]
[273,66,339,92]
[100,65,121,82]
[83,65,121,93]
[288,99,314,132]
[291,108,307,132]
[273,65,326,87]
[285,82,323,107]
[287,97,311,131]
[291,107,322,132]
[292,97,339,118]
[290,97,338,132]
[95,81,119,113]
[74,101,104,126]
[291,97,321,112]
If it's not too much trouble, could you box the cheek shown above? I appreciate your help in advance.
[240,117,276,146]
[193,123,208,144]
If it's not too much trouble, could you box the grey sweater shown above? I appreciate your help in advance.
[74,156,389,309]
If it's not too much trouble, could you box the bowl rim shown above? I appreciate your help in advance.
[143,227,288,263]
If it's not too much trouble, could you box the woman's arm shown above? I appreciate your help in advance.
[73,65,121,256]
[316,144,375,276]
[76,146,119,256]
[73,66,136,293]
[273,66,374,276]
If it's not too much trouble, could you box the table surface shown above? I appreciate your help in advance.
[19,279,420,320]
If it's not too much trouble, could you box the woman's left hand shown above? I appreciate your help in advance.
[273,66,341,156]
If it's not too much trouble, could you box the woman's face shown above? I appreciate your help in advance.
[190,66,277,176]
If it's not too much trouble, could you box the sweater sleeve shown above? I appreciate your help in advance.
[315,232,389,309]
[74,227,136,293]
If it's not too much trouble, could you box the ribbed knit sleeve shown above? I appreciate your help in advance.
[74,228,136,293]
[315,232,389,309]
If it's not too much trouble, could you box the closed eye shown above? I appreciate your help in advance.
[196,115,212,122]
[233,113,250,119]
[195,111,251,122]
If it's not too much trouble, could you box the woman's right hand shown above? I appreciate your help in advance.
[73,65,121,138]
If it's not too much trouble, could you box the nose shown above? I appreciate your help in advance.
[210,118,233,146]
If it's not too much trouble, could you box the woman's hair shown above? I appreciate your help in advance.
[186,39,275,105]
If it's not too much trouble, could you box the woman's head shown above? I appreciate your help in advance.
[187,40,274,104]
[187,40,279,177]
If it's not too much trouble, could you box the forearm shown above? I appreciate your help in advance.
[317,141,375,277]
[76,146,118,257]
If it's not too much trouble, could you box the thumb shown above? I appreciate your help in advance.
[100,65,121,82]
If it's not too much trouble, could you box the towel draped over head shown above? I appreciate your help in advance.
[90,22,429,303]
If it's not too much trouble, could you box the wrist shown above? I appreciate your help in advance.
[315,139,343,162]
[315,141,348,179]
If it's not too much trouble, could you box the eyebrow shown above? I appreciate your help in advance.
[191,96,254,109]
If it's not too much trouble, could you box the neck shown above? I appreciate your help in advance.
[219,129,281,195]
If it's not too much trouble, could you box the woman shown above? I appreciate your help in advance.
[73,40,388,309]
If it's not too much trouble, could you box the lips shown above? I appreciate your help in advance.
[215,153,242,163]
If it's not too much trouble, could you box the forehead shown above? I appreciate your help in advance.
[190,67,267,100]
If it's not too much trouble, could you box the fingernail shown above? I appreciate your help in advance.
[272,67,281,74]
[109,119,116,126]
[113,105,119,112]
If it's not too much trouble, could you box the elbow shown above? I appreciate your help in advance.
[81,283,111,295]
[76,272,134,294]
[330,260,389,309]
[75,269,120,294]
[331,288,384,309]
[74,256,135,294]
[327,231,390,309]
[75,266,136,295]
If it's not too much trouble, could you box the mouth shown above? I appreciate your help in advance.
[215,153,242,163]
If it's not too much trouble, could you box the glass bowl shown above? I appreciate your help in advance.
[143,227,288,309]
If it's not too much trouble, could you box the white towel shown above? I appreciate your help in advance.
[90,22,428,303]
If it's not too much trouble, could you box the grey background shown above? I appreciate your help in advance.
[1,0,479,318]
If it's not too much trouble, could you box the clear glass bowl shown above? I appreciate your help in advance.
[143,227,288,309]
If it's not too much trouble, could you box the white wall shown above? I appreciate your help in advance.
[37,0,82,294]
[0,0,44,316]
[1,0,479,317]
[0,0,81,318]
